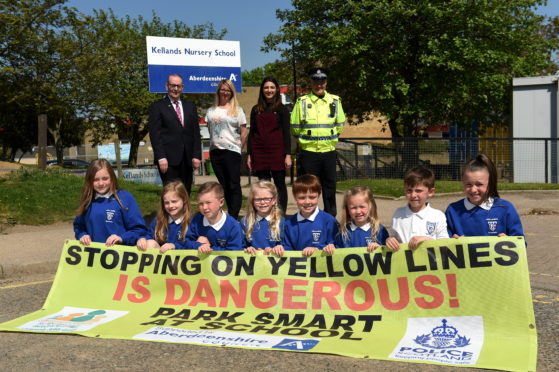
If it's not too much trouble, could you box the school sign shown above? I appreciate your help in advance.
[0,237,536,371]
[146,36,241,93]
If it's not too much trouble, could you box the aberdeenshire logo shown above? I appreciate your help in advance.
[414,319,470,349]
[272,338,319,351]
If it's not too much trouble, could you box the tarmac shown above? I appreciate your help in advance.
[0,175,558,292]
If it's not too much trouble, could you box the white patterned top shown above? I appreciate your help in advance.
[205,106,247,154]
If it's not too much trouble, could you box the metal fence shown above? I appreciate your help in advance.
[336,137,559,183]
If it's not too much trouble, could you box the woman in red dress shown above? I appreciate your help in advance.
[247,77,291,214]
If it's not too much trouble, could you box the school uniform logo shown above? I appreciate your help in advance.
[426,221,436,235]
[217,239,228,248]
[312,230,321,242]
[106,209,115,222]
[486,219,498,232]
[366,236,378,245]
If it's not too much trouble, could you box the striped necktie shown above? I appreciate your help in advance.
[174,101,183,126]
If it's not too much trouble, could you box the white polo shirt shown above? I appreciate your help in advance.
[389,203,449,243]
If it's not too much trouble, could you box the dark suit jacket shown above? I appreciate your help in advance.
[148,96,202,167]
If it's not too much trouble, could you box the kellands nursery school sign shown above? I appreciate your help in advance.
[146,36,241,93]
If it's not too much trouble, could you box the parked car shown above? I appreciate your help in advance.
[46,159,90,168]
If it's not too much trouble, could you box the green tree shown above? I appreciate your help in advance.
[542,15,559,74]
[265,0,555,170]
[242,61,294,86]
[75,10,224,166]
[0,0,86,163]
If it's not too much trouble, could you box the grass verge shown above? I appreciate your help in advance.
[337,179,559,198]
[0,169,170,227]
[2,170,558,226]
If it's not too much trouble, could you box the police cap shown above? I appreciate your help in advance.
[309,68,328,81]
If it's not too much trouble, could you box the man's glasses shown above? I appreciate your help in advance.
[168,84,183,89]
[254,197,274,204]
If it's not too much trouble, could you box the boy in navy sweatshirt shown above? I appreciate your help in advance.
[186,181,243,251]
[275,174,338,256]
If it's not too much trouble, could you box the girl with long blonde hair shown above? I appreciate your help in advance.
[240,180,284,254]
[137,181,193,253]
[337,186,388,251]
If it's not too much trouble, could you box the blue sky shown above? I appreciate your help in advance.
[66,0,557,71]
[66,0,293,71]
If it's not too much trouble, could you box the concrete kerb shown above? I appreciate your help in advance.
[0,261,60,280]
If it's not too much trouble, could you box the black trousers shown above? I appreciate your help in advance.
[299,150,337,217]
[159,160,193,195]
[254,170,288,215]
[210,149,242,220]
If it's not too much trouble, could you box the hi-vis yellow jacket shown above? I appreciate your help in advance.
[290,91,346,152]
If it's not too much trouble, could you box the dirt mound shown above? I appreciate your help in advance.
[0,161,25,170]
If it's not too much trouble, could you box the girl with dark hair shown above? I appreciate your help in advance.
[247,77,291,214]
[445,153,524,237]
[74,159,147,246]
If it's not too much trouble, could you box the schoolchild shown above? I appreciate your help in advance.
[336,186,389,251]
[445,153,524,237]
[240,180,285,255]
[185,181,243,252]
[386,166,449,250]
[137,181,194,253]
[279,174,338,256]
[74,159,147,246]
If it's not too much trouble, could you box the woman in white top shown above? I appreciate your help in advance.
[205,79,248,220]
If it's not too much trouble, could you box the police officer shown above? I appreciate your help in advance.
[291,68,346,217]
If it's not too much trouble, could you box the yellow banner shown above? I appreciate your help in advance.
[0,237,537,371]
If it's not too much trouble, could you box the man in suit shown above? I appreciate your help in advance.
[148,74,201,194]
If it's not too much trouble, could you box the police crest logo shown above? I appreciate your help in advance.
[312,231,321,242]
[487,219,498,232]
[413,319,470,349]
[106,210,115,222]
[389,316,484,366]
[426,221,436,235]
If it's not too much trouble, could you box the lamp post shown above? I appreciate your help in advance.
[291,38,297,102]
[287,22,299,182]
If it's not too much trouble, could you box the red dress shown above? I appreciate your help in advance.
[250,112,286,171]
